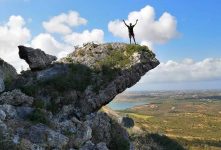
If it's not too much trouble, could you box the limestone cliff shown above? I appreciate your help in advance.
[0,43,159,150]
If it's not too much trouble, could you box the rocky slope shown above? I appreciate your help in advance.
[0,58,17,92]
[0,43,159,150]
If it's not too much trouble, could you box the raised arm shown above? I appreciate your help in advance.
[123,20,129,27]
[133,19,138,27]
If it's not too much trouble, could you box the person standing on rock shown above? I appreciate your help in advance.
[123,19,138,44]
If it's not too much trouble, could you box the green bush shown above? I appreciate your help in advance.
[107,44,113,50]
[65,57,73,63]
[28,108,50,125]
[32,99,45,109]
[20,84,39,97]
[46,99,60,114]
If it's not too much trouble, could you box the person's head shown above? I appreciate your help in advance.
[130,23,132,26]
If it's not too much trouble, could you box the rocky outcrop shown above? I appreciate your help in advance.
[18,46,57,70]
[0,43,159,149]
[13,43,159,118]
[0,58,17,92]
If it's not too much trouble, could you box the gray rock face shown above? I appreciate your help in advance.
[0,58,17,92]
[0,89,33,106]
[0,78,4,93]
[0,109,6,120]
[18,45,57,70]
[87,112,131,149]
[29,124,69,149]
[54,116,92,148]
[87,112,112,145]
[69,122,92,148]
[96,142,109,150]
[0,104,17,119]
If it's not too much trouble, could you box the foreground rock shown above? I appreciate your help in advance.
[0,89,130,149]
[0,58,17,92]
[18,45,57,70]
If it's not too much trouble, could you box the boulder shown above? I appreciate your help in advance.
[68,117,92,148]
[119,116,135,128]
[0,104,17,119]
[87,112,131,149]
[87,112,112,145]
[29,124,69,149]
[0,89,33,106]
[18,45,57,70]
[79,141,95,150]
[96,142,109,150]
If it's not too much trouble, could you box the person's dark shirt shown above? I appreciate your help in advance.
[128,25,134,35]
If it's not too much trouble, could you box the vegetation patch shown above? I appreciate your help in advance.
[126,113,153,120]
[39,63,92,92]
[32,99,45,109]
[92,44,153,92]
[63,130,74,137]
[28,108,50,125]
[21,63,92,97]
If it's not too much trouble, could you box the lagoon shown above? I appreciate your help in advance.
[108,101,148,110]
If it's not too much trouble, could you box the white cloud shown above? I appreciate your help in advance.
[0,15,31,72]
[108,5,178,44]
[64,29,104,46]
[31,33,73,59]
[0,11,104,72]
[43,11,87,35]
[140,58,221,84]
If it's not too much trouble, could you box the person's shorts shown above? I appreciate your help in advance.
[129,33,134,37]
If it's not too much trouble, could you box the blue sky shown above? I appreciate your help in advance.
[0,0,221,90]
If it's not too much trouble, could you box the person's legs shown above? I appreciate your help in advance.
[129,34,132,44]
[132,35,136,44]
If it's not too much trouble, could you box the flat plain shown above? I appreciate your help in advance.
[110,90,221,150]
